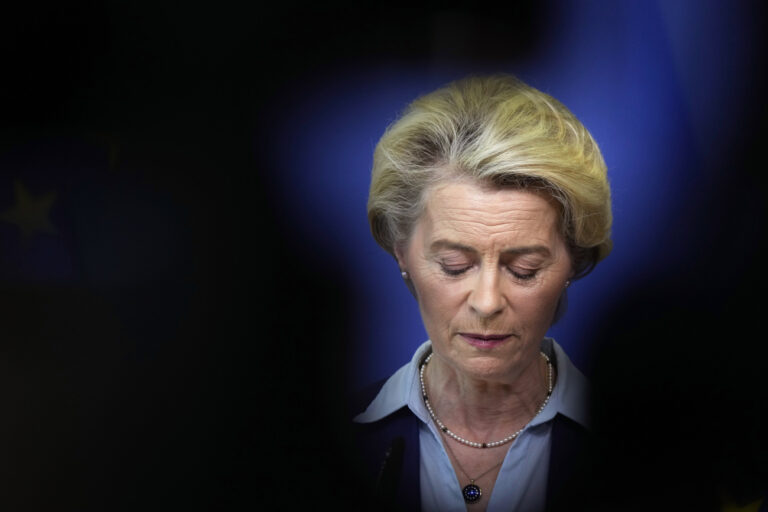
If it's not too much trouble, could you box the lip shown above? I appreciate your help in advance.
[459,333,513,348]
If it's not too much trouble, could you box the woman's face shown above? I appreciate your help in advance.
[396,180,573,383]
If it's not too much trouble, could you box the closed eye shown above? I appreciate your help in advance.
[440,263,471,276]
[508,267,538,280]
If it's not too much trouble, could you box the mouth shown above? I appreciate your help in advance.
[459,333,513,348]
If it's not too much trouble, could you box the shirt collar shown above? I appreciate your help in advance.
[530,337,591,429]
[353,338,590,430]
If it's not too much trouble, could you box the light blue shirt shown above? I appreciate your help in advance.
[354,338,590,512]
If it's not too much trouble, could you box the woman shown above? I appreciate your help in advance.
[353,74,611,512]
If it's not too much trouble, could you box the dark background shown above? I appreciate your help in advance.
[1,2,766,510]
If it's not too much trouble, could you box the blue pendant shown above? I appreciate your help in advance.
[462,482,482,503]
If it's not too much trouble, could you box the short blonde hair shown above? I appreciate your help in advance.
[367,74,612,278]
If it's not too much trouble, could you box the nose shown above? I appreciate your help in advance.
[467,267,505,318]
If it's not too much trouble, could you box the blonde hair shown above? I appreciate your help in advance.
[367,74,612,278]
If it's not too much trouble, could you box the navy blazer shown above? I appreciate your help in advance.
[351,385,592,512]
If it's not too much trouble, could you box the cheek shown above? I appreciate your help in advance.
[515,285,565,324]
[419,281,454,312]
[414,278,464,326]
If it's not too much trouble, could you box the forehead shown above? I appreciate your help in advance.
[417,181,563,247]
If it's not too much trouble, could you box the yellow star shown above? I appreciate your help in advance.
[0,180,58,238]
[721,496,764,512]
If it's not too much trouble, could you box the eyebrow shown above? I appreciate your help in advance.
[429,239,552,257]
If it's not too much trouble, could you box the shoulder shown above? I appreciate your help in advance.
[346,345,430,512]
[347,347,422,459]
[349,369,420,453]
[351,340,432,424]
[348,377,388,420]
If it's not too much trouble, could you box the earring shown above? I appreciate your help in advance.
[565,280,571,288]
[401,270,409,279]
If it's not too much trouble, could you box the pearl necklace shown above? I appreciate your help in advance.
[418,351,554,449]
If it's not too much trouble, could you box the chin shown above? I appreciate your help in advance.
[457,344,538,379]
[457,355,517,381]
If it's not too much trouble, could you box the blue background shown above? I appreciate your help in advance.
[260,0,764,389]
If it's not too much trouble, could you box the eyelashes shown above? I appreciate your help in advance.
[440,265,470,277]
[508,268,537,281]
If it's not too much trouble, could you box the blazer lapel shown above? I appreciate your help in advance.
[355,405,421,512]
[546,413,592,511]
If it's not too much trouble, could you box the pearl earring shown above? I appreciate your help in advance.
[565,280,571,288]
[401,271,409,279]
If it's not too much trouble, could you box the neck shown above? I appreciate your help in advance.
[423,351,552,441]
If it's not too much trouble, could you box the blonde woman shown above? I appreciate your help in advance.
[353,75,611,511]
